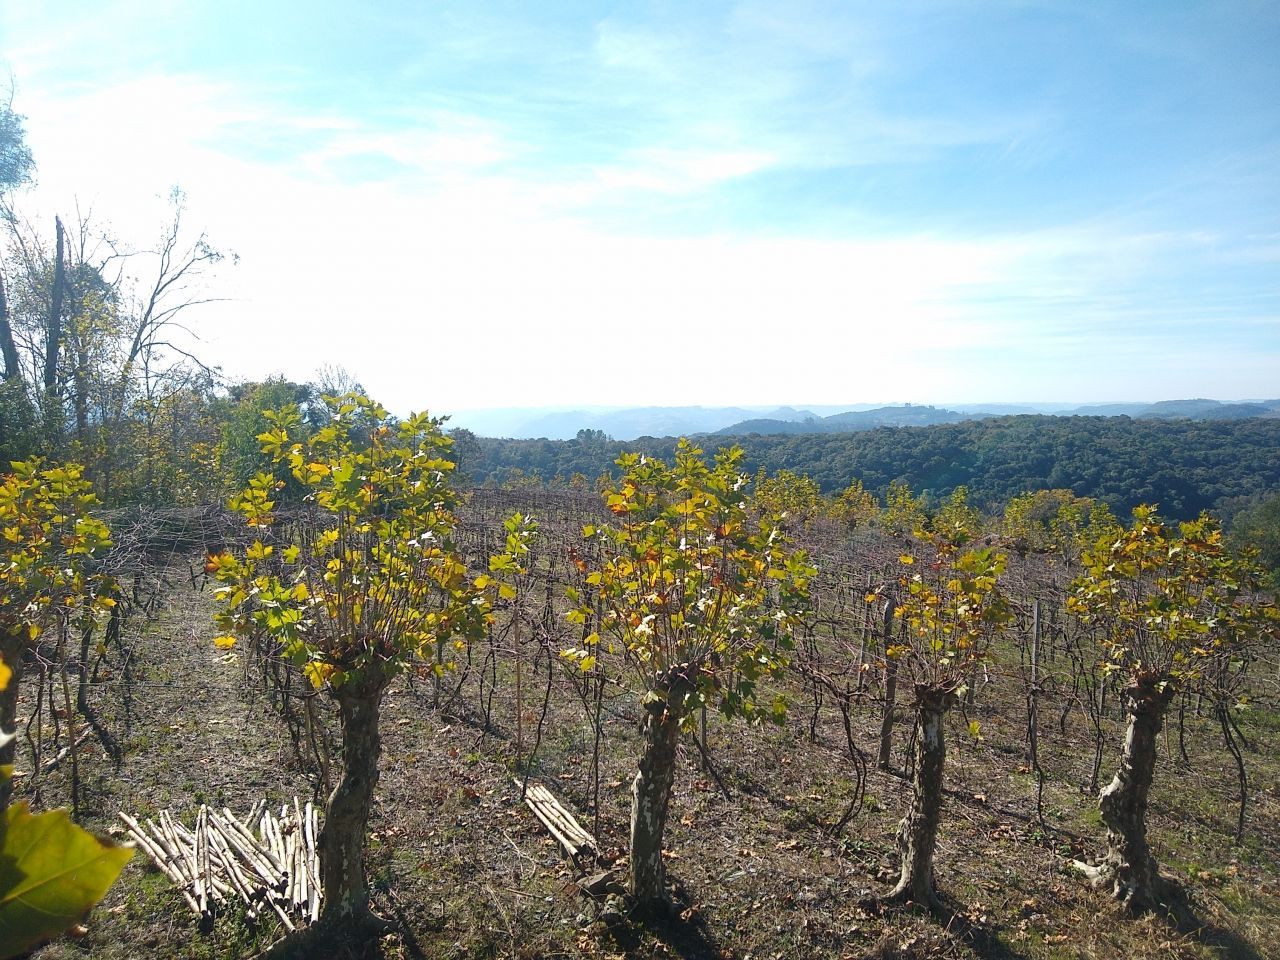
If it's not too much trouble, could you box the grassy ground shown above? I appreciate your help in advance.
[16,546,1280,960]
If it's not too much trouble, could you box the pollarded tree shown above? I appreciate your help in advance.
[929,485,982,545]
[752,467,823,526]
[0,460,132,955]
[210,395,489,930]
[0,649,133,958]
[828,477,879,530]
[563,439,812,904]
[882,480,927,540]
[1067,506,1280,911]
[880,537,1012,907]
[0,459,115,812]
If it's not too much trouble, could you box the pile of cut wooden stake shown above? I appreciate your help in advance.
[118,800,321,929]
[514,778,598,863]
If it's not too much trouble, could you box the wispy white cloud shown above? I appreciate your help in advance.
[2,2,1275,410]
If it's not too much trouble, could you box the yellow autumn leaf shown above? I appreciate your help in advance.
[212,635,237,650]
[303,661,335,689]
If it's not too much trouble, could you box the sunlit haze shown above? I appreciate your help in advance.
[3,2,1277,415]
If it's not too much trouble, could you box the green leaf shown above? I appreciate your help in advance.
[0,802,133,957]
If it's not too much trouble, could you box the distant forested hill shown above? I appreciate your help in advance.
[468,415,1280,521]
[713,398,1280,436]
[716,404,967,434]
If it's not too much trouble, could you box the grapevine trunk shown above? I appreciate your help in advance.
[629,706,682,903]
[319,668,390,927]
[887,684,954,907]
[1093,676,1174,911]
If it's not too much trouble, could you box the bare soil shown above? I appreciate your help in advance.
[17,526,1280,960]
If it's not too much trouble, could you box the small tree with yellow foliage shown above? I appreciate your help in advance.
[564,440,812,903]
[882,480,927,540]
[0,460,115,811]
[751,467,823,526]
[1068,506,1279,911]
[0,460,130,956]
[879,538,1012,907]
[210,395,491,930]
[828,478,879,530]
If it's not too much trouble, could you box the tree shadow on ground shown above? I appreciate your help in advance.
[600,878,726,960]
[856,892,1029,960]
[1159,879,1263,960]
[259,906,431,960]
[932,892,1029,960]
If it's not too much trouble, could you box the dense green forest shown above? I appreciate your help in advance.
[469,415,1280,521]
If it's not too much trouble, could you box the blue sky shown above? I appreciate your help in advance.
[2,1,1277,412]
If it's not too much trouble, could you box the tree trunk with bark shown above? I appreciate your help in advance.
[0,629,24,813]
[318,666,391,928]
[628,704,682,903]
[0,265,20,382]
[1078,675,1174,911]
[876,599,897,771]
[886,684,955,908]
[44,217,65,395]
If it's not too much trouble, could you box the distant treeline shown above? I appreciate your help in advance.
[465,415,1280,521]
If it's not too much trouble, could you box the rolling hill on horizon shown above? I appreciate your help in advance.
[450,398,1280,440]
[714,398,1280,437]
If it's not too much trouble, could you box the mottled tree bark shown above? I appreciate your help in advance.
[886,684,955,907]
[319,667,391,928]
[628,706,682,903]
[1080,676,1174,911]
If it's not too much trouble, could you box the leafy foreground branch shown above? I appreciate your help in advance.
[0,460,130,956]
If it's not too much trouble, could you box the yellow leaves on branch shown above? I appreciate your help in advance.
[212,393,503,692]
[303,661,336,689]
[0,459,115,648]
[568,438,814,723]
